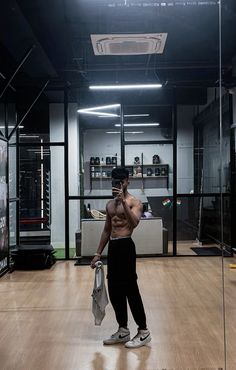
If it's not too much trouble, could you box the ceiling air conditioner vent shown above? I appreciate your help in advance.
[91,33,167,56]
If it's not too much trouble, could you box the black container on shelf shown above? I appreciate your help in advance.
[112,156,117,165]
[155,167,161,176]
[106,157,111,165]
[126,166,133,177]
[134,156,140,164]
[153,155,160,164]
[161,167,167,176]
[90,157,95,165]
[146,168,153,176]
[95,157,100,165]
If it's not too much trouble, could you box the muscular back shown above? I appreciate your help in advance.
[106,194,142,238]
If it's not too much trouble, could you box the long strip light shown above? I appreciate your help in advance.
[98,113,150,118]
[106,131,144,134]
[89,84,162,90]
[124,114,150,117]
[78,103,120,117]
[0,125,24,129]
[79,111,119,117]
[78,103,120,113]
[115,123,159,127]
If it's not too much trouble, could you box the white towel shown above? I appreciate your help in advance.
[91,261,109,326]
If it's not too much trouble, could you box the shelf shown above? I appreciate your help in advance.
[143,175,168,178]
[91,177,112,179]
[91,175,168,179]
[89,160,169,190]
[131,164,169,166]
[90,164,117,167]
[91,164,168,167]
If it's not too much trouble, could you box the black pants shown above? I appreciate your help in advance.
[107,237,147,330]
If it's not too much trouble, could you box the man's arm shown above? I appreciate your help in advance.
[90,204,111,268]
[121,197,142,228]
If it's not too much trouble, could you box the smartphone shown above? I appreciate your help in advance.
[112,179,123,197]
[112,179,122,189]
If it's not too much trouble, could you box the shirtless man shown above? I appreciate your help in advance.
[91,167,151,348]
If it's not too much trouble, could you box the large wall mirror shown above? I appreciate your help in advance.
[222,2,236,369]
[1,0,236,368]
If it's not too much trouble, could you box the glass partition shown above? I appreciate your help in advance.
[124,105,173,142]
[0,138,8,273]
[222,2,236,368]
[18,95,50,144]
[177,94,231,256]
[19,145,65,258]
[78,104,121,197]
[9,201,16,248]
[125,143,173,255]
[69,199,107,260]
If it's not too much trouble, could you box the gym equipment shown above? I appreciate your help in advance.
[11,245,56,270]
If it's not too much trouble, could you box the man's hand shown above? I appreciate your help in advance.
[112,183,125,201]
[90,255,100,269]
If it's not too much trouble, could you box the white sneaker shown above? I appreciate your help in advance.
[125,329,151,348]
[103,327,130,345]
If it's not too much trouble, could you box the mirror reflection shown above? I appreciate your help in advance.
[1,0,236,369]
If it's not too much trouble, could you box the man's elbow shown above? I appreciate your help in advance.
[133,218,140,228]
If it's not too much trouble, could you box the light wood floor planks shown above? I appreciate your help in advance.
[1,257,236,370]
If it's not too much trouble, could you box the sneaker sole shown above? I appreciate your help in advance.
[103,336,130,345]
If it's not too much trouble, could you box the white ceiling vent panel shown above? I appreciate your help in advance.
[91,33,167,56]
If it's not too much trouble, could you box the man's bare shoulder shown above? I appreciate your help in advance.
[127,194,142,208]
[106,199,115,209]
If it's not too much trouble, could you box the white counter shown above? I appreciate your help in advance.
[81,217,163,256]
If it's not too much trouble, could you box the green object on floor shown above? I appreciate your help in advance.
[54,248,76,259]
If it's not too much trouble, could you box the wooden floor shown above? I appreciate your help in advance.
[1,257,236,370]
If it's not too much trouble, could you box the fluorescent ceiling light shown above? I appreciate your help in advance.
[98,113,150,118]
[106,131,144,134]
[20,134,39,138]
[98,115,119,118]
[0,125,24,129]
[78,104,120,113]
[27,149,50,151]
[78,104,120,117]
[124,114,150,117]
[89,84,162,90]
[115,123,160,127]
[79,111,118,117]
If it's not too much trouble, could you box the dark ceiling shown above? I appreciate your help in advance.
[0,0,236,108]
